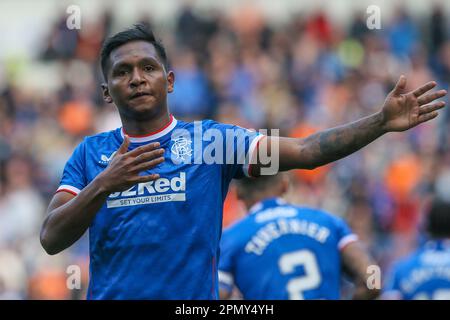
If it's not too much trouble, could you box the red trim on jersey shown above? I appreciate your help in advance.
[339,237,358,251]
[122,114,174,137]
[55,189,77,196]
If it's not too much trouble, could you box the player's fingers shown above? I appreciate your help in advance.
[412,81,437,98]
[118,135,130,154]
[417,90,447,106]
[133,148,165,164]
[419,101,446,115]
[131,156,165,173]
[392,75,407,95]
[127,142,160,157]
[134,173,161,184]
[418,111,439,124]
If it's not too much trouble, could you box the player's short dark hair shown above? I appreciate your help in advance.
[236,174,285,200]
[100,23,168,80]
[426,200,450,238]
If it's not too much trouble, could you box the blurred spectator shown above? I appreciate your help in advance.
[168,48,213,119]
[0,249,27,299]
[0,155,44,245]
[388,9,419,59]
[429,5,446,55]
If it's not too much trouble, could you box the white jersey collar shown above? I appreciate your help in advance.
[120,114,177,143]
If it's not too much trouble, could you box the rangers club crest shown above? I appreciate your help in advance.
[171,136,192,162]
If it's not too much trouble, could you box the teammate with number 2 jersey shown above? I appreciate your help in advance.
[219,175,380,300]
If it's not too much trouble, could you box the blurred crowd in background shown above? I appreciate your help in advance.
[0,2,450,299]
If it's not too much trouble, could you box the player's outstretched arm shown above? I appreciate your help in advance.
[252,76,446,174]
[40,136,165,255]
[341,241,380,300]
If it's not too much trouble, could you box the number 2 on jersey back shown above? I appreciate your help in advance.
[278,249,321,299]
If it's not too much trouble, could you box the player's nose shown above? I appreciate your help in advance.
[129,67,146,87]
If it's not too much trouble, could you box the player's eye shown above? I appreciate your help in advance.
[116,69,129,77]
[144,65,155,72]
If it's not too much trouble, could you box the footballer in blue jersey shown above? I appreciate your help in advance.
[218,174,379,300]
[383,200,450,300]
[40,23,446,299]
[56,117,262,299]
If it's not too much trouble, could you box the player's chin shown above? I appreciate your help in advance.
[126,101,161,117]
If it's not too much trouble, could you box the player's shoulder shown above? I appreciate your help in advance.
[292,204,330,216]
[173,118,217,127]
[81,128,121,146]
[171,118,224,132]
[293,204,346,226]
[222,214,255,240]
[173,119,257,144]
[198,119,254,132]
[223,214,253,232]
[390,250,422,276]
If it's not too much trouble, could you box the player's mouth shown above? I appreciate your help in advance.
[129,91,152,100]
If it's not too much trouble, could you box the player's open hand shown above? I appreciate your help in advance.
[96,135,165,193]
[380,76,447,132]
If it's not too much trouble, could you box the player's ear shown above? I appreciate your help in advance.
[167,71,175,93]
[102,83,113,103]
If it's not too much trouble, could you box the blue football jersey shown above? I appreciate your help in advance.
[383,240,450,300]
[218,198,357,299]
[56,115,264,299]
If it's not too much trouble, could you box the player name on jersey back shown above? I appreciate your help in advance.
[245,216,331,256]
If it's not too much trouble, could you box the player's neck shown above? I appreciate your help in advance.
[121,111,172,137]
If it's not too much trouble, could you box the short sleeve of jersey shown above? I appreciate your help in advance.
[206,121,265,180]
[218,229,238,294]
[57,139,87,195]
[332,216,358,251]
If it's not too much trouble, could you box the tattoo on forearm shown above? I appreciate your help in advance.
[302,113,385,168]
